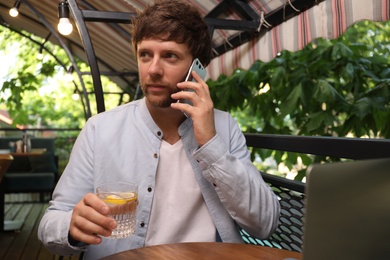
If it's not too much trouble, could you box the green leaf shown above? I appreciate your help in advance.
[280,84,303,116]
[300,154,312,166]
[332,42,353,60]
[270,66,285,90]
[306,111,335,132]
[314,80,334,102]
[341,63,355,82]
[353,97,372,119]
[295,169,307,181]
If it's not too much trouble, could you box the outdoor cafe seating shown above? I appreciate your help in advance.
[0,137,58,202]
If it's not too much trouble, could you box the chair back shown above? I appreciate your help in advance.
[0,154,14,183]
[241,171,305,252]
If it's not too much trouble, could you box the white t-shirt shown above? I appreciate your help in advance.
[145,140,216,245]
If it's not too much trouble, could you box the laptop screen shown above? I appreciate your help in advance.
[302,158,390,260]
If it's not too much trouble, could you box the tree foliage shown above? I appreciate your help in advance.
[0,28,84,128]
[208,20,390,179]
[0,27,127,129]
[1,27,130,172]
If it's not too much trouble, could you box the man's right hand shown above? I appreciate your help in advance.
[69,193,117,245]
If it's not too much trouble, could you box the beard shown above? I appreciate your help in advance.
[142,83,180,108]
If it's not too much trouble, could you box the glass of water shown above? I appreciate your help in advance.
[96,181,138,239]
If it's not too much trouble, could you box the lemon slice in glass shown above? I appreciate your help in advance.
[103,192,137,205]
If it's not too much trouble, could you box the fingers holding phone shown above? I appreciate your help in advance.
[171,59,216,146]
[172,58,208,114]
[177,71,206,99]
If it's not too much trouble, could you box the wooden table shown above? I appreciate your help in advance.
[102,242,302,260]
[9,148,47,156]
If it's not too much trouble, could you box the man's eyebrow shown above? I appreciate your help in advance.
[165,49,182,53]
[137,47,150,53]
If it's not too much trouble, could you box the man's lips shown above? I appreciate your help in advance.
[145,84,166,93]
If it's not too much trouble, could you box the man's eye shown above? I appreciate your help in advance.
[165,53,177,59]
[139,52,150,59]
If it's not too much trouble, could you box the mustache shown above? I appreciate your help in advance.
[142,82,181,92]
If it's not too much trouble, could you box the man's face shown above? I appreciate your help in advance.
[137,38,193,108]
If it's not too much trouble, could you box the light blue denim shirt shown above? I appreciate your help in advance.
[38,98,280,259]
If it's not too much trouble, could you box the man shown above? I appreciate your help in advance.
[38,0,280,259]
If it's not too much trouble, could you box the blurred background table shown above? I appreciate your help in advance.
[8,148,47,156]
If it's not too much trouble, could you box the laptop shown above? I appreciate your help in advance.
[301,158,390,260]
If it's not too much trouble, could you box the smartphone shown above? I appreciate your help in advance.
[184,58,206,83]
[180,58,207,110]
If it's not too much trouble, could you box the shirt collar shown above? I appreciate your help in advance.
[139,97,192,140]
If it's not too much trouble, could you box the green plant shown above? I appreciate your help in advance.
[208,20,390,180]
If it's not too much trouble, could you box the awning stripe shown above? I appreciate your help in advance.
[382,0,390,20]
[331,0,347,38]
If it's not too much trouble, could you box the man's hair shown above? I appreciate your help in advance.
[131,0,212,66]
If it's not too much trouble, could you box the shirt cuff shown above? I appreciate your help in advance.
[193,134,227,170]
[67,232,87,248]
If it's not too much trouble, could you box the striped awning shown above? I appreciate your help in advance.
[207,0,390,79]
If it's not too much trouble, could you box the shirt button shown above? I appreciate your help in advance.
[147,187,152,192]
[154,153,158,158]
[157,131,162,136]
[140,222,145,227]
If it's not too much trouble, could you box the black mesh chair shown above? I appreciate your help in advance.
[241,171,305,253]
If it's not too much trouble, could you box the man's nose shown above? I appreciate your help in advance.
[148,58,163,77]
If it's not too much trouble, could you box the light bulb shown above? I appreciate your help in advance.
[9,7,19,17]
[72,93,79,101]
[58,18,73,35]
[37,52,44,60]
[64,71,74,82]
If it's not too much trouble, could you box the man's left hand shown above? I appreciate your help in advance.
[171,71,216,146]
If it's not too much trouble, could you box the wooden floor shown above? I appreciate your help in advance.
[1,194,81,260]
